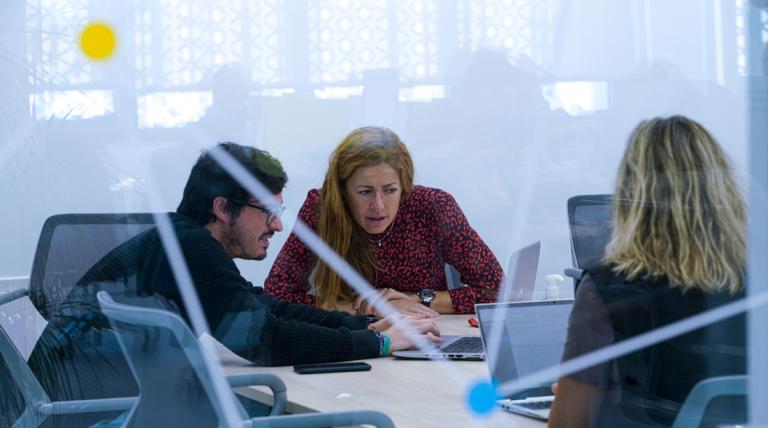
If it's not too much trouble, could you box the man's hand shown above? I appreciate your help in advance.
[382,317,443,352]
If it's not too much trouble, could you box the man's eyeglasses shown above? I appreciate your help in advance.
[229,198,286,225]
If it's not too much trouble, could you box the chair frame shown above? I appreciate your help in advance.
[671,375,747,428]
[29,213,157,320]
[0,214,159,427]
[0,323,137,428]
[97,291,394,428]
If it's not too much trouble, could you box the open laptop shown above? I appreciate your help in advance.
[391,242,541,361]
[500,241,540,302]
[476,299,573,420]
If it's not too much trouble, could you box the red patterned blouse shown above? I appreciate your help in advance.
[264,186,502,313]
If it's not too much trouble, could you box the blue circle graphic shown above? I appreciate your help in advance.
[466,379,497,416]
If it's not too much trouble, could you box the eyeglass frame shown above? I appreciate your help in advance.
[228,198,286,225]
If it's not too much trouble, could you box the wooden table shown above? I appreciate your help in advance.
[220,315,546,428]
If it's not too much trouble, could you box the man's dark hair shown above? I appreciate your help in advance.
[177,143,288,225]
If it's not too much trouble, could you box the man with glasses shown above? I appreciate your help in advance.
[29,143,440,426]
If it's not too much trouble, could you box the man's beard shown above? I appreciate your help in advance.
[225,219,269,260]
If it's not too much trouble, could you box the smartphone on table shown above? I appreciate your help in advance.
[293,361,372,374]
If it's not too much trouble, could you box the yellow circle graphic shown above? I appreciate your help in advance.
[79,22,117,61]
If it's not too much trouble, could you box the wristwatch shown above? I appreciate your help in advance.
[417,288,436,307]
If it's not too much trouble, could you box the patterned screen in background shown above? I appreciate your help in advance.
[22,0,767,125]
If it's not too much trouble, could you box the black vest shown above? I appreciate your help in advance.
[588,265,746,427]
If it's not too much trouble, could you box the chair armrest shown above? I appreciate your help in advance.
[246,410,394,428]
[563,268,583,280]
[671,375,747,428]
[0,288,29,306]
[227,372,287,416]
[40,396,138,415]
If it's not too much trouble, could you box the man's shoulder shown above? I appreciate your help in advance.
[169,215,234,264]
[78,215,211,282]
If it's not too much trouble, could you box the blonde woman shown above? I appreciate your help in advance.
[265,127,502,316]
[549,116,747,427]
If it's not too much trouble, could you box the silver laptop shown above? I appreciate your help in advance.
[392,242,541,361]
[500,241,540,302]
[476,299,573,420]
[391,332,486,360]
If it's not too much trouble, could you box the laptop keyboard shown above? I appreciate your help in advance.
[440,336,484,353]
[515,400,553,410]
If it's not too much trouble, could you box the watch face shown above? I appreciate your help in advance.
[418,288,435,301]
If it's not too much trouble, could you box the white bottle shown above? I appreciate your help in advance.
[545,274,564,300]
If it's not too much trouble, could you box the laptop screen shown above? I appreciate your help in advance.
[476,300,573,396]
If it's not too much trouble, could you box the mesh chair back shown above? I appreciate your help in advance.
[566,194,613,270]
[29,213,156,320]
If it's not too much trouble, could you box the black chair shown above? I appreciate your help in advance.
[0,213,157,317]
[564,194,613,288]
[592,276,748,427]
[0,213,156,427]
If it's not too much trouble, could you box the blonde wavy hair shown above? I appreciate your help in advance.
[605,116,746,294]
[314,127,414,309]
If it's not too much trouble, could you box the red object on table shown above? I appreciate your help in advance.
[468,317,479,328]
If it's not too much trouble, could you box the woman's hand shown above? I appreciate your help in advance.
[354,288,439,318]
[382,317,443,352]
[388,297,439,318]
[354,288,409,313]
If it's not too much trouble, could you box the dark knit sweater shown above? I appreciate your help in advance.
[265,186,502,313]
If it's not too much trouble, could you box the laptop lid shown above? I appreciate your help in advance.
[475,299,573,398]
[500,241,541,302]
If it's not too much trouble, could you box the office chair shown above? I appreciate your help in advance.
[0,322,136,428]
[564,194,613,288]
[0,213,156,426]
[593,278,747,427]
[97,291,395,428]
[671,375,747,428]
[0,213,157,319]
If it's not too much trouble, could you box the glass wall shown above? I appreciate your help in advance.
[1,0,766,426]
